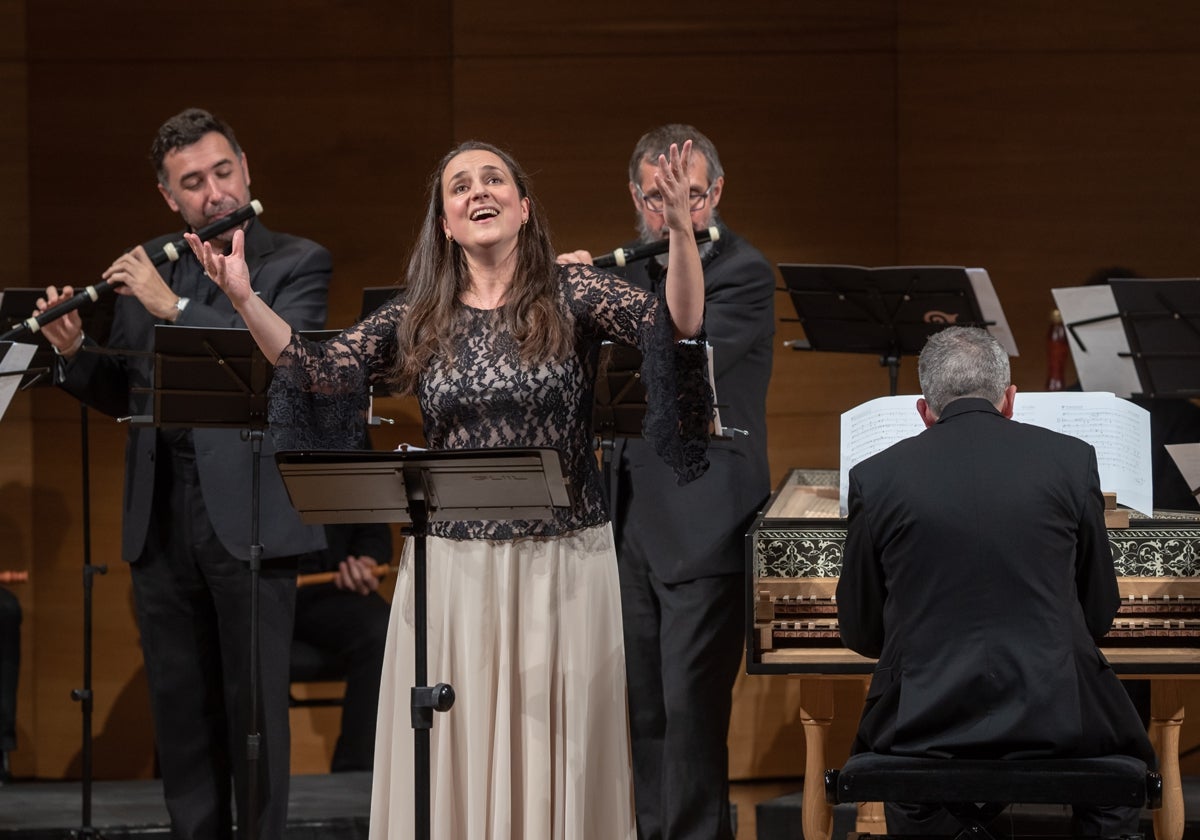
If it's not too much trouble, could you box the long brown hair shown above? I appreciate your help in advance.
[393,141,573,393]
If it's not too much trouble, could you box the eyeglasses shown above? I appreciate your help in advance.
[636,184,713,214]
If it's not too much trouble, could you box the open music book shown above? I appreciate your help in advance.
[839,391,1153,517]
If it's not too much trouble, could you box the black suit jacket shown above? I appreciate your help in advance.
[837,398,1153,764]
[58,220,330,563]
[610,227,775,582]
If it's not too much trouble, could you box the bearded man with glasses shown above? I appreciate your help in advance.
[559,124,776,840]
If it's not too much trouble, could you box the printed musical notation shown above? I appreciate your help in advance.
[839,391,1153,516]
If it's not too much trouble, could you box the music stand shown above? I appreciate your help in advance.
[360,286,401,321]
[1,297,106,839]
[357,288,403,410]
[0,342,40,405]
[593,340,732,472]
[274,447,571,840]
[1110,278,1200,398]
[594,344,649,467]
[778,265,991,395]
[0,289,56,388]
[140,324,288,840]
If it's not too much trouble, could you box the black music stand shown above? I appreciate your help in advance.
[1110,278,1200,398]
[0,288,55,388]
[360,286,401,320]
[778,265,990,395]
[274,447,572,840]
[0,341,46,391]
[594,344,650,471]
[593,341,733,477]
[0,343,43,416]
[358,288,403,409]
[141,324,282,840]
[1,297,106,839]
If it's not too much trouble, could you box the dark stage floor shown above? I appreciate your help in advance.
[0,772,370,839]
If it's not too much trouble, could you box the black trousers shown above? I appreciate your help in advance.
[132,448,296,840]
[292,585,389,771]
[617,525,744,840]
[0,586,19,753]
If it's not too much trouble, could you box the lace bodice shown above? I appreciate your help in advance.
[269,262,711,539]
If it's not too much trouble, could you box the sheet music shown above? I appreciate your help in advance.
[1165,443,1200,502]
[0,342,36,420]
[966,268,1019,357]
[840,391,1153,517]
[676,340,722,436]
[1051,285,1142,397]
[703,342,722,437]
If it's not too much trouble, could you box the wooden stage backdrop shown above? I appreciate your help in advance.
[1,0,1199,780]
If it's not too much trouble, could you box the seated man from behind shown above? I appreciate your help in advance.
[837,326,1155,838]
[294,521,392,772]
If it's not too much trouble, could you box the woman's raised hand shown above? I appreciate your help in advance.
[654,139,694,234]
[184,229,254,308]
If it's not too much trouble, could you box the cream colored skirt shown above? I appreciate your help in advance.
[369,523,634,840]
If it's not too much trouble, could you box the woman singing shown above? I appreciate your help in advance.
[188,139,710,839]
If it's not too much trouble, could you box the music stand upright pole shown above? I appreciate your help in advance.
[69,404,108,839]
[244,427,265,840]
[880,349,901,397]
[409,494,432,840]
[402,468,454,840]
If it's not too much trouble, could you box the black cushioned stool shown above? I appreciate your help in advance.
[825,754,1161,840]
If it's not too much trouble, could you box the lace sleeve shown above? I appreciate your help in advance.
[268,298,402,451]
[637,299,712,484]
[565,263,712,484]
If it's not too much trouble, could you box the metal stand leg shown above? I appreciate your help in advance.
[405,495,455,840]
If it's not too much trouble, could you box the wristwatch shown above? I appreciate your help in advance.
[173,296,190,321]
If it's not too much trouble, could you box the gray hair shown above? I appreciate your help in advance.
[628,123,724,184]
[917,326,1010,416]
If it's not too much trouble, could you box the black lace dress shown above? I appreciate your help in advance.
[269,263,711,840]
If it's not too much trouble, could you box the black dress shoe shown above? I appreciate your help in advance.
[0,750,11,784]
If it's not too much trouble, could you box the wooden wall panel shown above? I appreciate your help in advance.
[900,2,1200,52]
[898,51,1200,391]
[0,83,27,284]
[0,0,31,781]
[450,52,898,280]
[0,0,22,59]
[26,1,448,60]
[0,392,36,781]
[454,0,895,55]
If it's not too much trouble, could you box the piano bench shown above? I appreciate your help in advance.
[824,754,1161,839]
